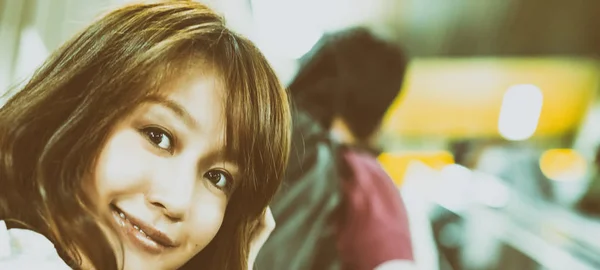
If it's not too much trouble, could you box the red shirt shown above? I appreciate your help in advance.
[337,149,414,270]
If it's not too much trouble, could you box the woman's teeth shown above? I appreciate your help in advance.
[132,225,147,236]
[117,209,148,237]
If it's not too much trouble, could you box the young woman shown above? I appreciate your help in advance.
[0,1,290,269]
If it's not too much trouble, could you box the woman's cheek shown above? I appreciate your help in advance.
[186,195,227,250]
[94,129,154,198]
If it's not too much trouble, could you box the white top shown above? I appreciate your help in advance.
[0,220,70,269]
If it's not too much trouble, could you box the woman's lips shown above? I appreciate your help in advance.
[110,204,178,254]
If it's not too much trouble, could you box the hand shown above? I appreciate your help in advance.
[247,207,275,270]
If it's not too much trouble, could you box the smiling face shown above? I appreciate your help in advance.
[90,68,236,269]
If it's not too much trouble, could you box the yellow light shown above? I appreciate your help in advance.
[381,58,599,138]
[378,151,455,186]
[539,149,587,182]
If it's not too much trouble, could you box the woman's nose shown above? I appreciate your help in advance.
[146,163,197,221]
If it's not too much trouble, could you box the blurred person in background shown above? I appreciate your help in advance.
[257,27,415,270]
[0,2,290,269]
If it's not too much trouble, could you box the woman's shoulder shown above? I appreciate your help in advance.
[0,220,70,269]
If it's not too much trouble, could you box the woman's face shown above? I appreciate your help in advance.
[90,69,237,269]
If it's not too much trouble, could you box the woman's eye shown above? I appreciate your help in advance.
[141,126,174,152]
[205,170,230,190]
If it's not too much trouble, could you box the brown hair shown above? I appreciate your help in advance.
[0,1,290,269]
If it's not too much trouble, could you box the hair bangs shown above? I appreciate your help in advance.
[212,33,290,218]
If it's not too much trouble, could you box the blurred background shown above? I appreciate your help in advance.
[3,0,600,269]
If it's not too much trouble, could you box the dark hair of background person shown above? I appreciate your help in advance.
[288,27,409,142]
[0,2,291,270]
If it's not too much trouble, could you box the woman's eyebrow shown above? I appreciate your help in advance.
[145,96,200,130]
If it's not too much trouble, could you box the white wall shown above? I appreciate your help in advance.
[0,0,25,93]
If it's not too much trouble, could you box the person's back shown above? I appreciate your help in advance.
[337,146,414,269]
[255,108,342,270]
